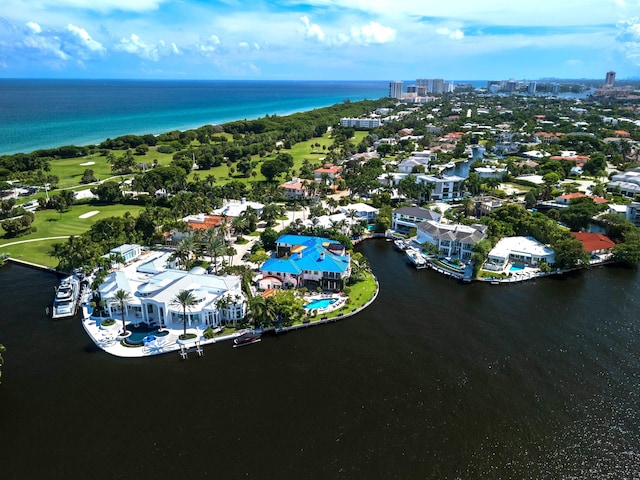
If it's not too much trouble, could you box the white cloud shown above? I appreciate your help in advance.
[15,0,167,13]
[195,35,221,56]
[350,21,396,45]
[300,16,395,46]
[300,15,326,42]
[616,17,640,64]
[23,34,68,60]
[26,21,41,33]
[238,41,249,48]
[436,27,464,40]
[115,33,176,61]
[67,24,105,53]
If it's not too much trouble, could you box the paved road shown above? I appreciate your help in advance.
[0,235,71,248]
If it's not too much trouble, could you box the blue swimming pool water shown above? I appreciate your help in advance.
[304,298,337,310]
[440,259,465,271]
[509,264,525,272]
[124,326,169,346]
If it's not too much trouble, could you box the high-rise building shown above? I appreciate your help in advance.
[389,81,403,99]
[527,82,537,94]
[605,71,616,87]
[416,78,445,94]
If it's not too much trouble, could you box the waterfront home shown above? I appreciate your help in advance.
[416,221,487,261]
[103,244,143,266]
[474,166,507,179]
[415,174,465,201]
[570,232,615,256]
[97,248,246,328]
[397,152,436,173]
[260,235,351,291]
[483,236,555,272]
[555,193,608,206]
[392,206,442,234]
[339,203,379,222]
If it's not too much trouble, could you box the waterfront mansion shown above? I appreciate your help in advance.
[416,221,487,260]
[97,246,247,329]
[260,235,351,291]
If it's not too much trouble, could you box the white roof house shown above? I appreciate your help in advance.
[213,198,264,218]
[339,203,379,221]
[485,236,555,271]
[97,248,247,329]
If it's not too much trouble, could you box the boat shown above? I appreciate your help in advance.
[394,239,408,250]
[405,247,427,267]
[445,161,456,169]
[51,275,81,319]
[233,331,262,347]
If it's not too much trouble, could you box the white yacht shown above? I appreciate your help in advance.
[51,275,81,319]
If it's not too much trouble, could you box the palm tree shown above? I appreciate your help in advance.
[226,245,237,266]
[260,203,281,227]
[248,295,276,328]
[111,289,131,336]
[231,216,248,238]
[205,228,226,275]
[171,290,198,339]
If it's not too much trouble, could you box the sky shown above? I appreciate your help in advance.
[0,0,639,81]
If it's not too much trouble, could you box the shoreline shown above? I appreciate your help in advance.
[0,79,388,155]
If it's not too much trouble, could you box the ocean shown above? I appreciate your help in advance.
[1,243,640,479]
[0,79,390,155]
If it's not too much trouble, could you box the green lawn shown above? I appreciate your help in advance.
[0,203,145,246]
[47,146,177,189]
[0,204,146,266]
[1,238,62,268]
[300,271,378,323]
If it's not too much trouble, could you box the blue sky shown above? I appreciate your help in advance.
[0,0,639,80]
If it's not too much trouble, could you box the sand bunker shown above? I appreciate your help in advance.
[79,161,95,166]
[79,210,99,219]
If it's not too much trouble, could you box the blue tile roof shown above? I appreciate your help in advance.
[276,234,339,248]
[263,236,350,276]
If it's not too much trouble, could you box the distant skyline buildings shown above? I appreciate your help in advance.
[605,71,616,87]
[389,81,403,99]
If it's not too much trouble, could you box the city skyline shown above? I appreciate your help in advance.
[0,0,639,80]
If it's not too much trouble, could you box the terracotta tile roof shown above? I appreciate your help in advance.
[314,165,341,175]
[557,192,586,200]
[570,232,615,252]
[187,215,224,230]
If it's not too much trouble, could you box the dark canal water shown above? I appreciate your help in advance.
[1,240,640,479]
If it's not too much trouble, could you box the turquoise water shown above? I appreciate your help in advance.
[440,258,465,271]
[510,263,525,272]
[304,298,336,310]
[124,326,169,346]
[0,79,388,154]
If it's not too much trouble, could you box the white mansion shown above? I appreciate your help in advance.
[97,246,247,329]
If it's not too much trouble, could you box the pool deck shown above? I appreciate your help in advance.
[80,284,378,359]
[81,306,245,358]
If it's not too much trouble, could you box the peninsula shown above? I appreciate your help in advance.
[1,75,640,356]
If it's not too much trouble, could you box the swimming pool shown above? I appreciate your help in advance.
[440,258,465,271]
[123,325,169,346]
[509,263,525,272]
[304,298,337,310]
